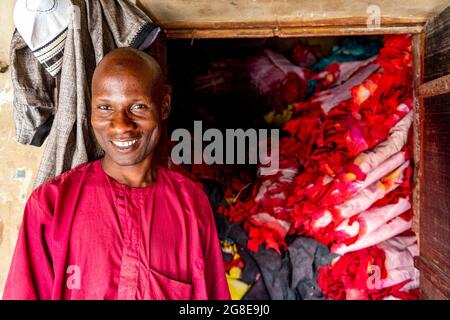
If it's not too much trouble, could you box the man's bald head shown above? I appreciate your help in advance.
[90,47,171,169]
[92,47,165,103]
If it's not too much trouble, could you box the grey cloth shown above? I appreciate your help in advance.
[10,0,160,188]
[288,237,334,300]
[223,221,335,300]
[206,176,335,300]
[10,31,57,146]
[242,278,271,300]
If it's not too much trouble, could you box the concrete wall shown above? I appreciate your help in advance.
[0,0,45,296]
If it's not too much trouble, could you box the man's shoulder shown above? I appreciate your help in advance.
[161,167,209,202]
[23,161,98,218]
[162,167,202,190]
[162,168,213,222]
[32,161,97,199]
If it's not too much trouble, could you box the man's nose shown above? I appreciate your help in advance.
[110,109,137,134]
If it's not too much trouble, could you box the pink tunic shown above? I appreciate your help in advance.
[3,160,230,300]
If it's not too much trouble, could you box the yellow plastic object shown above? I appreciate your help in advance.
[221,241,253,300]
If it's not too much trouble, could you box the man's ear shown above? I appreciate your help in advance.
[161,85,172,120]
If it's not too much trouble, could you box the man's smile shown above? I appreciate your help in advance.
[110,138,140,152]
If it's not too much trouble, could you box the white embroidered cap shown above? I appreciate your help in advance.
[13,0,72,76]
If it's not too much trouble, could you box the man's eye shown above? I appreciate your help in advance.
[98,105,112,111]
[131,104,147,111]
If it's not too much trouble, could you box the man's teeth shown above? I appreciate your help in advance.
[112,139,138,147]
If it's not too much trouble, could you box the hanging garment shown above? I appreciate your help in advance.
[3,160,230,300]
[10,31,57,146]
[10,0,160,187]
[13,0,72,77]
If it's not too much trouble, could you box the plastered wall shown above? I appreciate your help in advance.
[0,0,45,296]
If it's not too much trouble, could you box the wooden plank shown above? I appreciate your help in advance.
[424,91,450,114]
[163,25,423,39]
[419,74,450,97]
[421,184,450,202]
[423,152,450,178]
[415,256,450,299]
[416,242,450,285]
[152,18,427,29]
[421,191,450,223]
[412,33,424,245]
[419,88,450,298]
[137,0,449,27]
[424,6,450,81]
[420,275,448,299]
[420,8,450,297]
[136,0,450,39]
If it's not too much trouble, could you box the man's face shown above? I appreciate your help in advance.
[91,57,170,167]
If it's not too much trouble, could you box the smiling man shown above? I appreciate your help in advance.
[3,48,230,300]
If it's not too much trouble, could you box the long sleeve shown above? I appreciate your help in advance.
[2,193,54,300]
[98,0,160,49]
[10,30,56,146]
[198,193,231,300]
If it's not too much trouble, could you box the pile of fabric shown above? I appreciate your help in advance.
[318,235,419,300]
[216,35,418,300]
[249,49,310,113]
[214,199,335,300]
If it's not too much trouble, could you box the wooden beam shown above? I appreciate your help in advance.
[419,74,450,97]
[136,4,428,39]
[412,32,424,251]
[155,17,427,29]
[415,256,450,299]
[164,24,424,39]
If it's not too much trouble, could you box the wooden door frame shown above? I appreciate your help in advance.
[160,8,450,299]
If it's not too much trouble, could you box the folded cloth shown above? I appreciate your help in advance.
[331,197,411,248]
[310,62,379,115]
[10,0,160,185]
[332,212,412,255]
[290,41,320,68]
[318,235,419,300]
[304,159,410,245]
[312,56,377,91]
[377,236,419,292]
[351,110,413,176]
[313,37,381,72]
[249,49,309,112]
[334,159,410,221]
[14,0,72,76]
